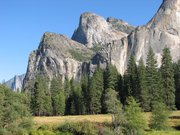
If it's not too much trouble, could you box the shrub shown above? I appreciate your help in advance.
[150,102,171,130]
[56,121,98,135]
[124,97,147,135]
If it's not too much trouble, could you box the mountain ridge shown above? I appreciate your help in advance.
[23,0,180,90]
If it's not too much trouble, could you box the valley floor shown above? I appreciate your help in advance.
[33,111,180,135]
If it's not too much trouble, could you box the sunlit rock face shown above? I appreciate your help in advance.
[23,0,180,89]
[120,0,180,67]
[72,12,134,48]
[23,32,94,89]
[5,74,25,92]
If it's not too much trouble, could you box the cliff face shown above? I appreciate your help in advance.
[23,0,180,89]
[126,0,180,65]
[23,32,94,89]
[71,12,134,48]
[5,74,25,92]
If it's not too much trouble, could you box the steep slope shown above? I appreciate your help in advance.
[5,74,25,92]
[23,0,180,89]
[72,12,134,48]
[126,0,180,64]
[23,32,94,89]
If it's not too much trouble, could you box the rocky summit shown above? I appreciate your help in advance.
[23,0,180,89]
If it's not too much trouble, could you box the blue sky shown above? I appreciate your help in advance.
[0,0,162,81]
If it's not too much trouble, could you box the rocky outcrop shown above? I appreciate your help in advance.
[107,17,135,34]
[23,0,180,89]
[124,0,180,65]
[23,32,94,89]
[5,74,25,92]
[72,12,134,48]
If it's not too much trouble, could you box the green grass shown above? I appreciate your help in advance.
[33,111,180,135]
[145,130,180,135]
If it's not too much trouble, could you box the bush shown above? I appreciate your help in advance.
[29,129,56,135]
[150,102,171,130]
[75,121,98,135]
[56,121,98,135]
[124,97,147,135]
[56,122,76,133]
[19,117,34,129]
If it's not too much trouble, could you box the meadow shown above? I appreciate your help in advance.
[33,111,180,134]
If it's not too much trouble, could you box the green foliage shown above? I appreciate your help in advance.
[104,64,119,90]
[137,58,149,111]
[56,122,98,135]
[105,88,126,135]
[105,88,121,115]
[81,74,89,114]
[146,47,163,110]
[89,68,104,114]
[0,84,32,134]
[51,77,65,116]
[173,60,180,109]
[69,49,93,62]
[31,76,51,116]
[124,97,147,135]
[126,54,140,100]
[103,64,120,113]
[161,48,176,110]
[150,102,171,130]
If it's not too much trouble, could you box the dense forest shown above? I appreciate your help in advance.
[27,47,180,116]
[0,47,179,134]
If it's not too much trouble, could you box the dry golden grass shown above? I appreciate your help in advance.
[34,111,180,127]
[34,114,111,127]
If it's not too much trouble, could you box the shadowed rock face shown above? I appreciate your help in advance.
[23,0,180,89]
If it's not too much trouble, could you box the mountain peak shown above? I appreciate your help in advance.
[148,0,180,32]
[72,12,129,48]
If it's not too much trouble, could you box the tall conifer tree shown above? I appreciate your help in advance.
[89,68,104,114]
[173,60,180,109]
[137,58,149,111]
[126,54,139,100]
[146,47,163,110]
[161,48,175,110]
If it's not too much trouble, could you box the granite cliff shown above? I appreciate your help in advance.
[23,0,180,89]
[5,74,25,92]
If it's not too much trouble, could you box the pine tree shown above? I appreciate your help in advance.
[31,76,51,116]
[146,47,163,110]
[81,74,89,114]
[161,48,176,110]
[104,65,119,91]
[73,84,85,115]
[103,65,119,113]
[150,102,170,130]
[104,88,126,135]
[64,78,71,98]
[58,91,66,115]
[50,77,63,115]
[89,68,104,114]
[137,58,149,111]
[124,97,147,135]
[126,54,139,100]
[173,60,180,109]
[69,78,76,115]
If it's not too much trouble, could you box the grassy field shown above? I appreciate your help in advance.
[34,114,112,127]
[33,111,180,134]
[34,111,180,127]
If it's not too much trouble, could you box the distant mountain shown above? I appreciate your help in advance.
[5,74,25,92]
[23,0,180,90]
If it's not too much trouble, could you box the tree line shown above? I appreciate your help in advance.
[29,47,180,116]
